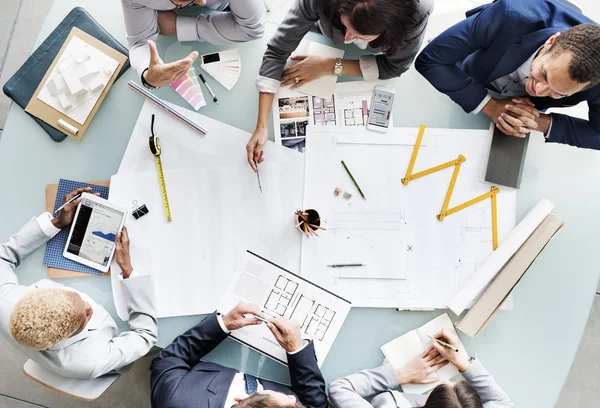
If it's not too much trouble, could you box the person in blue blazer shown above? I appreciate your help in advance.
[416,0,600,150]
[150,302,327,408]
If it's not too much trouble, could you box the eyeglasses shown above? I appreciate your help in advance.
[170,0,196,9]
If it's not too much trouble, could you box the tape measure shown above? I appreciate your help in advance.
[149,114,172,222]
[402,125,499,250]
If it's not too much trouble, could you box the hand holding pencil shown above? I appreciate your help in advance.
[431,329,472,373]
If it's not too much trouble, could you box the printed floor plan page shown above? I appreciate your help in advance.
[218,251,352,366]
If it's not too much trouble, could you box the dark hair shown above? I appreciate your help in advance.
[324,0,419,53]
[422,382,483,408]
[548,24,600,86]
[232,393,305,408]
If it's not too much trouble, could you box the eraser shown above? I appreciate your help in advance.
[57,118,78,135]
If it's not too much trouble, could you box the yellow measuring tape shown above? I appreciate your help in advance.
[403,125,499,250]
[148,115,172,222]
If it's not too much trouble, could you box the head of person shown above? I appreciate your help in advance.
[422,381,482,408]
[232,390,304,408]
[9,288,93,350]
[527,24,600,99]
[325,0,419,53]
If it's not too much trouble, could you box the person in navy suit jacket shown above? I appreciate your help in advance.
[150,302,327,408]
[416,0,600,150]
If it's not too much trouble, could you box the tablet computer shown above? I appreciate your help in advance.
[63,193,127,272]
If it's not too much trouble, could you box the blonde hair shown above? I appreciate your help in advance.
[9,288,82,350]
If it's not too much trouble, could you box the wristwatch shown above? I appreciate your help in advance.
[141,68,159,90]
[333,58,343,76]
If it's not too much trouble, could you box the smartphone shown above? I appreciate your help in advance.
[367,86,396,132]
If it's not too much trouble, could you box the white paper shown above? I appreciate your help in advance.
[37,36,118,125]
[200,49,241,90]
[218,251,351,366]
[282,39,344,99]
[109,161,303,319]
[300,126,517,309]
[447,198,554,315]
[381,314,469,394]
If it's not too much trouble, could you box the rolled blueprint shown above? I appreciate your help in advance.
[447,198,554,315]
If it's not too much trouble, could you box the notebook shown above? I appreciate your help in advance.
[381,314,469,394]
[2,7,130,142]
[42,179,110,275]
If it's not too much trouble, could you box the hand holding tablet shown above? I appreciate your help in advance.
[63,192,127,272]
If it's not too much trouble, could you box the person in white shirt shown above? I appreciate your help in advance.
[121,0,265,89]
[0,187,158,379]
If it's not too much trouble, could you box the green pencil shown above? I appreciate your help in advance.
[341,160,366,200]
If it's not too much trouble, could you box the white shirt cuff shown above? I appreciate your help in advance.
[129,44,151,80]
[359,55,379,82]
[217,314,231,334]
[36,212,61,238]
[544,114,554,140]
[288,339,310,355]
[256,75,280,93]
[177,15,198,42]
[471,94,492,115]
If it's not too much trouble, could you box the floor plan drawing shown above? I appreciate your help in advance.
[264,275,299,316]
[289,295,336,341]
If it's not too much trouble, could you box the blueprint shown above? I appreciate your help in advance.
[301,125,517,309]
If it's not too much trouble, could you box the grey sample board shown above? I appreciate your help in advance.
[485,126,530,189]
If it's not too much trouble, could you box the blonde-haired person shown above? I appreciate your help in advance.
[0,188,158,379]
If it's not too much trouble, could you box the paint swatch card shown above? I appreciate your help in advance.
[170,66,206,111]
[200,49,241,91]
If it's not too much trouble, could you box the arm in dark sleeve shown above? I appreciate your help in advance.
[150,313,229,406]
[415,1,510,112]
[258,0,320,81]
[546,97,600,150]
[287,341,328,408]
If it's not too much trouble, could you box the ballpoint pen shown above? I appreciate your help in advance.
[427,334,459,352]
[247,314,269,323]
[255,160,263,193]
[53,193,83,215]
[198,73,219,104]
[327,263,365,267]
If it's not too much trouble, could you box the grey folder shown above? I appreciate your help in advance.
[485,127,529,189]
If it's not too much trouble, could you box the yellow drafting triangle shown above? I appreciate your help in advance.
[401,125,499,250]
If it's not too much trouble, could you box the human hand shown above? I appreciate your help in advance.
[157,10,177,36]
[246,127,267,172]
[222,302,265,331]
[395,346,448,385]
[143,40,198,88]
[280,55,335,89]
[482,97,538,138]
[52,188,98,229]
[266,317,303,353]
[432,329,470,373]
[115,226,134,278]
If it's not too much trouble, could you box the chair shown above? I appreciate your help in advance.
[23,359,119,401]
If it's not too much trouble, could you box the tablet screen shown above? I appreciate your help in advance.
[66,197,125,267]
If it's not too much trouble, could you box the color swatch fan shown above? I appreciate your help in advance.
[200,49,241,91]
[170,66,206,110]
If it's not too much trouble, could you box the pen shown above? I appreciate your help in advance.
[341,160,366,200]
[53,193,83,215]
[247,314,269,324]
[198,73,219,105]
[427,334,459,352]
[254,160,263,193]
[327,263,365,267]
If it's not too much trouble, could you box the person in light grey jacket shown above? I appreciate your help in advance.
[122,0,265,89]
[0,187,158,379]
[246,0,434,170]
[329,329,514,408]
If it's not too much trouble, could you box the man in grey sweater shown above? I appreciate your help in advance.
[122,0,265,89]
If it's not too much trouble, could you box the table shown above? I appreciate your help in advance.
[1,1,599,406]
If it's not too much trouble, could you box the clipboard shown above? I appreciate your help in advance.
[45,179,111,278]
[25,27,128,141]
